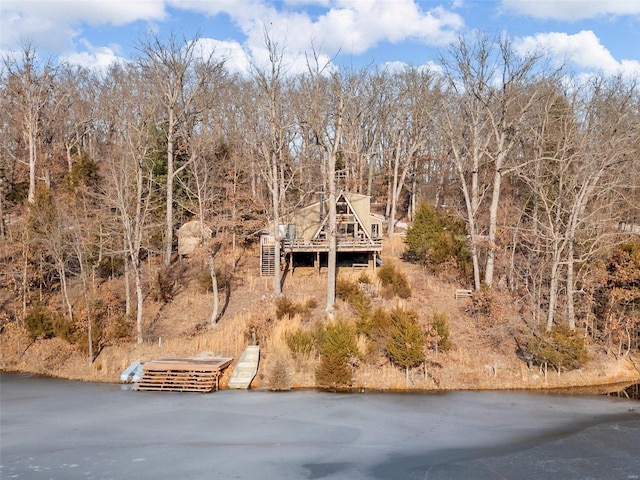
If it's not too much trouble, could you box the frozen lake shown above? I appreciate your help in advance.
[1,373,639,479]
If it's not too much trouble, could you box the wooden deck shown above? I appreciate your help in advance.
[134,357,233,393]
[282,237,382,253]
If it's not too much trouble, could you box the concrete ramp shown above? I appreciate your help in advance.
[228,345,260,389]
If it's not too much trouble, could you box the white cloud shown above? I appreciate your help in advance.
[169,0,463,68]
[500,0,640,21]
[1,0,465,75]
[166,0,271,31]
[191,38,252,75]
[309,1,464,53]
[383,60,443,75]
[60,40,124,71]
[1,0,167,61]
[382,60,410,73]
[3,0,167,26]
[514,30,640,77]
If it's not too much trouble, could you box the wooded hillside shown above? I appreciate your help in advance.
[1,33,639,382]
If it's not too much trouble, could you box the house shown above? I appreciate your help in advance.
[260,192,383,275]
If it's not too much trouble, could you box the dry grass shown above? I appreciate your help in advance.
[259,314,319,389]
[2,241,639,391]
[383,235,406,258]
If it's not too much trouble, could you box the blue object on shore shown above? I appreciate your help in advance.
[120,361,143,383]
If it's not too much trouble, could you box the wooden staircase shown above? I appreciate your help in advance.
[260,235,276,276]
[134,357,233,393]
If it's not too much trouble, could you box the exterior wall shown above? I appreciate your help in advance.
[346,194,370,236]
[283,202,324,241]
[281,192,383,242]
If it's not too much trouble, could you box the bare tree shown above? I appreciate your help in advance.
[516,76,637,330]
[56,64,99,172]
[66,192,102,364]
[384,67,440,237]
[26,189,75,321]
[138,33,226,266]
[439,62,490,290]
[209,249,220,325]
[325,88,344,319]
[100,63,159,343]
[440,34,551,289]
[250,31,295,296]
[2,45,59,204]
[292,54,350,318]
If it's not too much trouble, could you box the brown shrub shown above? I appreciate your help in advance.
[377,262,411,299]
[267,353,294,391]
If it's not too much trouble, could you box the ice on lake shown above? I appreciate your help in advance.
[1,373,638,479]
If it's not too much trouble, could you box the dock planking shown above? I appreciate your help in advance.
[134,356,233,393]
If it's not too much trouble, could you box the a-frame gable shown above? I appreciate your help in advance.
[311,191,371,240]
[339,192,371,240]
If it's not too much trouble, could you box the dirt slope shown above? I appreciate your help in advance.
[1,241,639,391]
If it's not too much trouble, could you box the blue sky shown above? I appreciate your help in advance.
[2,0,640,77]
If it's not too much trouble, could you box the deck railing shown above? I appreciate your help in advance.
[282,237,382,252]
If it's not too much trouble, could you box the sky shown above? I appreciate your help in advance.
[1,0,640,77]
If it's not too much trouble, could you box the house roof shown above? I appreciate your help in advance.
[308,191,372,240]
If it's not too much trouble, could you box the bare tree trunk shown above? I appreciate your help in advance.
[209,254,219,325]
[73,233,94,365]
[164,105,175,266]
[566,240,576,330]
[57,259,74,322]
[408,157,419,222]
[27,128,37,203]
[123,233,131,317]
[3,47,59,205]
[79,263,93,364]
[138,34,225,267]
[484,167,503,287]
[133,259,144,344]
[22,241,29,318]
[367,153,375,197]
[252,31,289,297]
[546,247,561,331]
[271,149,282,296]
[0,202,4,240]
[388,142,401,238]
[232,232,236,270]
[452,144,482,290]
[86,293,93,363]
[0,178,6,239]
[325,96,344,320]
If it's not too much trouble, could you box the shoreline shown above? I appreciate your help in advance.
[2,366,638,396]
[2,321,639,393]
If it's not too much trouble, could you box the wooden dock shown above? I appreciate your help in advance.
[134,356,233,393]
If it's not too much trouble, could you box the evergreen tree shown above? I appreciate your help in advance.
[385,308,425,382]
[315,320,359,389]
[404,204,470,276]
